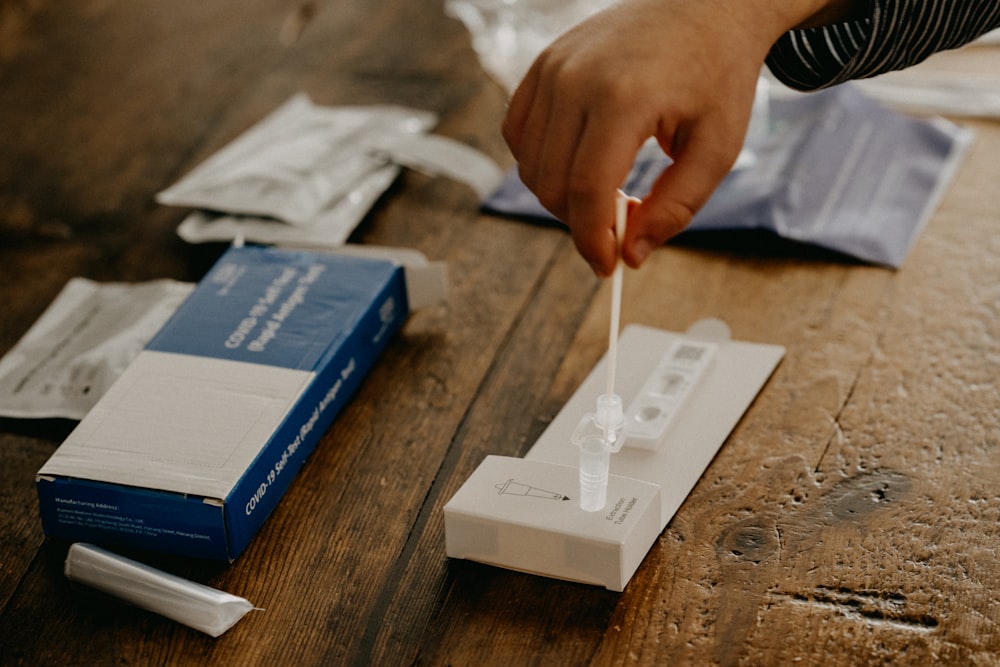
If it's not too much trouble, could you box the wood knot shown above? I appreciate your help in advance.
[716,517,778,563]
[824,470,911,521]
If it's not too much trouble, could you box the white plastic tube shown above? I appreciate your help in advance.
[578,435,610,512]
[65,543,256,637]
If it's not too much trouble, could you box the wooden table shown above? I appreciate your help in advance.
[2,2,998,664]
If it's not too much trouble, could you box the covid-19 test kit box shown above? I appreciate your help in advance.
[36,245,413,561]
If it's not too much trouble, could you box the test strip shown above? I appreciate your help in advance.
[624,339,717,449]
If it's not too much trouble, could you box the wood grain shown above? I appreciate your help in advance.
[1,1,998,665]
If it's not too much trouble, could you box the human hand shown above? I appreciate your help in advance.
[502,0,821,275]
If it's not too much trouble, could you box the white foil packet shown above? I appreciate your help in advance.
[176,162,401,248]
[162,93,503,248]
[176,135,504,249]
[157,94,438,226]
[0,277,193,420]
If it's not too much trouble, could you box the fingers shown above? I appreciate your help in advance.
[531,69,586,222]
[503,53,648,276]
[505,49,589,223]
[501,58,544,178]
[622,128,741,268]
[506,73,741,274]
[500,0,760,275]
[564,105,649,276]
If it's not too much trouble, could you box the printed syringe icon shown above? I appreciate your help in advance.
[495,478,569,501]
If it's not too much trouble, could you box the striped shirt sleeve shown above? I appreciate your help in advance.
[766,0,1000,90]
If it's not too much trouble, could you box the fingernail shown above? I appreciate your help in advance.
[631,237,654,265]
[588,259,611,278]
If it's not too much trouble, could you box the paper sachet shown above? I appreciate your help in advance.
[0,278,194,420]
[160,93,503,249]
[158,94,437,226]
[176,162,400,248]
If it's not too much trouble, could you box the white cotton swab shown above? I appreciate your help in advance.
[605,191,628,406]
[600,190,629,449]
[576,190,631,513]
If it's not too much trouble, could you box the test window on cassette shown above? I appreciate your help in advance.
[623,339,717,450]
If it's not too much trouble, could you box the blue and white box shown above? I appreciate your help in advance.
[37,245,410,560]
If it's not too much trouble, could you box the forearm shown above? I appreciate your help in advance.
[768,0,1000,90]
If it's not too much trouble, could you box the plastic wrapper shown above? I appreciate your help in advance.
[65,543,256,637]
[445,0,611,91]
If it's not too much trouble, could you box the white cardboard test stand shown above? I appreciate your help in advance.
[444,322,784,591]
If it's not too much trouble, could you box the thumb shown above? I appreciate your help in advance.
[622,135,739,268]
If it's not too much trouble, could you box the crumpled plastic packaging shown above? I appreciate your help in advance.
[65,543,257,637]
[445,0,611,91]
